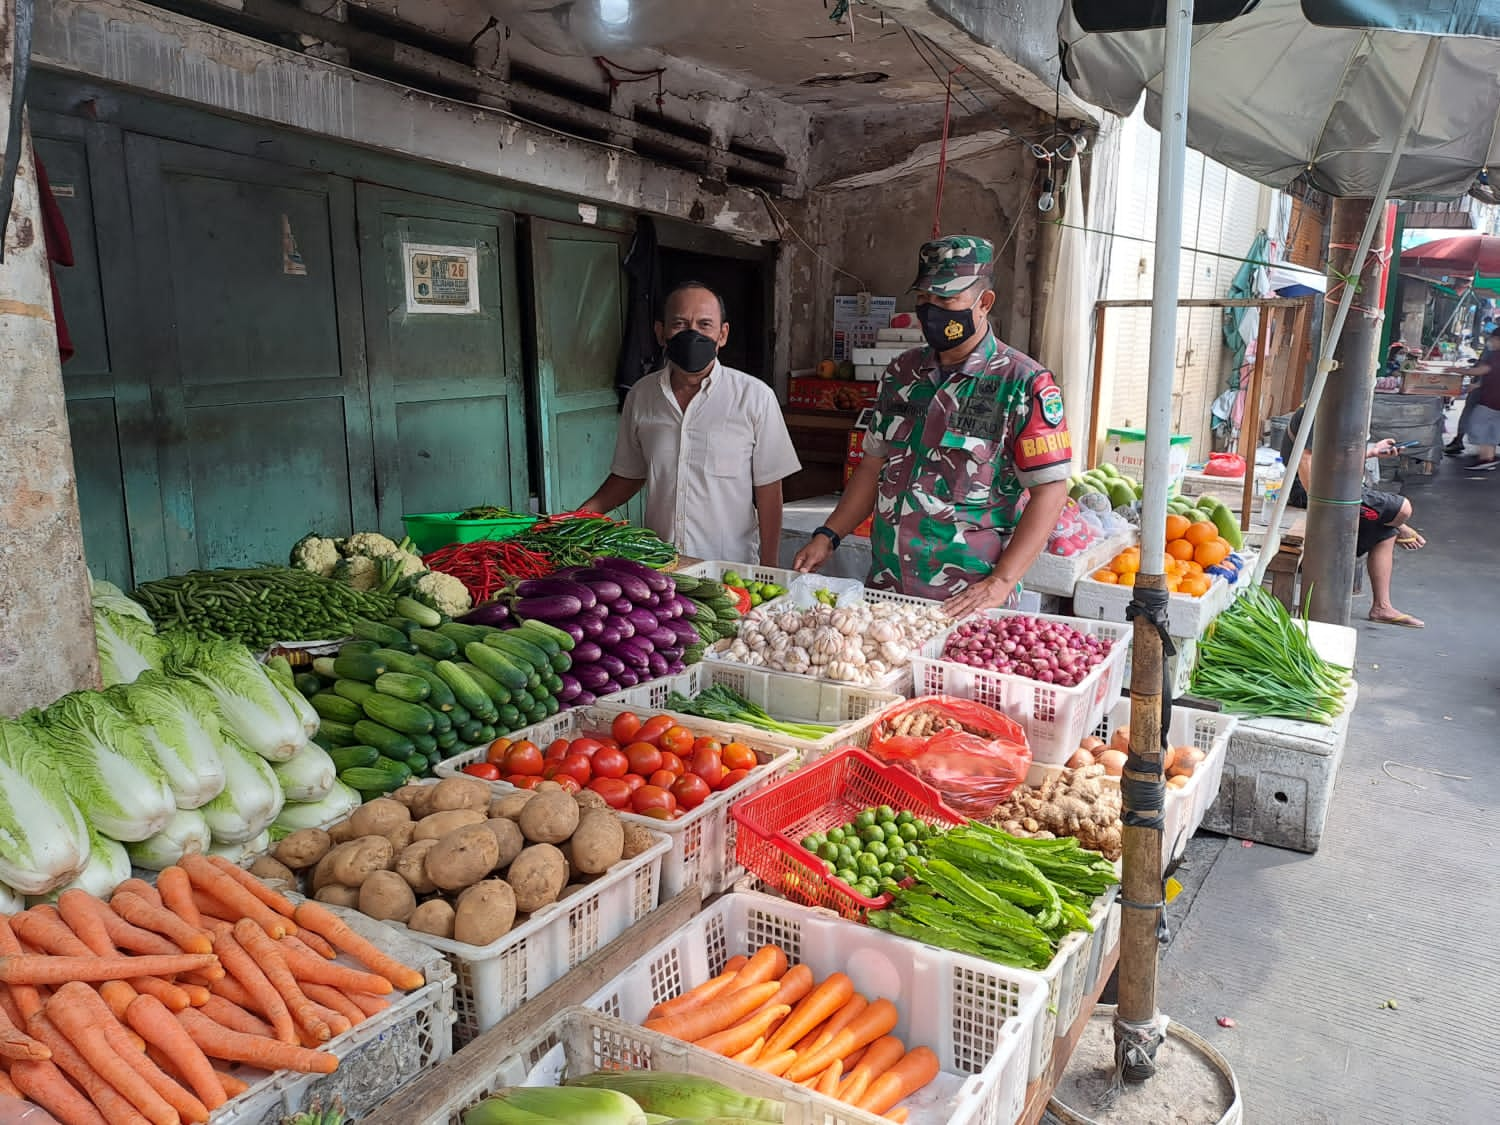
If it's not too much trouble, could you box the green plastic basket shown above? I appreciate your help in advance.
[402,512,539,555]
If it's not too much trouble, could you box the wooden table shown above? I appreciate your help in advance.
[1018,942,1121,1125]
[1265,515,1306,612]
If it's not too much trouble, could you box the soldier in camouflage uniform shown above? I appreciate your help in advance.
[794,235,1073,617]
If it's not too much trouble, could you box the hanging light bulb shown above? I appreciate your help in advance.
[599,0,630,26]
[1038,175,1056,213]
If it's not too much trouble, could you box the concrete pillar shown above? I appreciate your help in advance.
[0,91,99,711]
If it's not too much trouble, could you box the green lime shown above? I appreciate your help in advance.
[818,842,839,863]
[837,846,857,867]
[801,835,821,852]
[865,840,888,861]
[836,867,858,885]
[823,859,836,873]
[882,823,902,841]
[855,810,877,830]
[887,844,907,863]
[878,861,895,878]
[857,879,880,897]
[860,825,885,846]
[857,852,880,874]
[896,810,915,825]
[899,822,920,842]
[827,827,846,844]
[877,805,896,823]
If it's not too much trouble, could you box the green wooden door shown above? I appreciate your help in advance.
[357,187,528,530]
[528,220,641,521]
[122,136,376,577]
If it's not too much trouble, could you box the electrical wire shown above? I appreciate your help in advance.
[755,189,870,290]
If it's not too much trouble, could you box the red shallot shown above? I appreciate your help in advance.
[940,615,1114,687]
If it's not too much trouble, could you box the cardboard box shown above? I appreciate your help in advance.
[1401,367,1465,396]
[788,378,878,413]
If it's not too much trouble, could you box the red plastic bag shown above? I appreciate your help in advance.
[1204,452,1247,478]
[866,696,1032,818]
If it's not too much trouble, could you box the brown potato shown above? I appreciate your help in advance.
[533,779,564,794]
[311,840,357,892]
[273,829,331,871]
[490,791,536,821]
[454,880,517,945]
[573,790,609,812]
[358,869,416,923]
[328,836,395,888]
[349,798,412,839]
[385,821,416,852]
[407,899,456,939]
[396,839,442,895]
[326,819,358,845]
[620,822,658,860]
[427,776,493,814]
[507,844,568,913]
[389,782,427,810]
[247,855,297,890]
[570,809,624,875]
[314,884,360,908]
[479,818,525,871]
[424,824,502,892]
[413,809,487,842]
[518,790,579,845]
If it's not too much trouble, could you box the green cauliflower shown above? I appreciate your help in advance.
[289,534,340,577]
[410,571,472,616]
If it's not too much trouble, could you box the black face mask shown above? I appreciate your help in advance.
[665,329,719,374]
[917,300,984,353]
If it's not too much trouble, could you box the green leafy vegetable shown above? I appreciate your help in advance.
[199,729,286,845]
[0,722,91,895]
[125,808,213,871]
[109,671,228,810]
[165,634,308,761]
[664,683,837,741]
[94,604,165,687]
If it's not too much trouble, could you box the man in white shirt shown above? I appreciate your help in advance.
[580,282,802,565]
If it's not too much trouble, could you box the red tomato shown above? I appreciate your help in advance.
[632,785,678,817]
[658,751,686,777]
[691,735,722,754]
[622,773,646,794]
[504,741,545,777]
[545,739,570,761]
[670,773,712,810]
[689,745,725,789]
[512,776,543,790]
[592,747,630,780]
[659,724,695,756]
[636,715,677,747]
[558,754,593,785]
[541,762,561,780]
[641,807,679,820]
[568,737,606,758]
[552,775,581,795]
[597,737,621,751]
[587,777,633,809]
[721,742,758,773]
[484,737,513,765]
[624,742,663,776]
[462,762,501,781]
[720,768,750,789]
[610,712,642,745]
[647,769,678,789]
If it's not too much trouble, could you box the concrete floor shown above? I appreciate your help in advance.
[1141,452,1500,1123]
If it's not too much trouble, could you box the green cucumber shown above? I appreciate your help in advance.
[435,661,495,719]
[383,615,420,636]
[411,731,438,756]
[314,720,358,747]
[310,693,364,726]
[439,622,498,649]
[465,643,528,692]
[338,640,382,657]
[293,672,324,698]
[447,703,472,727]
[409,628,459,660]
[351,618,410,648]
[435,728,459,751]
[339,762,409,793]
[353,720,416,759]
[483,631,550,671]
[510,689,536,712]
[362,693,435,735]
[456,719,486,745]
[525,705,548,725]
[332,651,387,683]
[328,745,379,772]
[426,706,453,735]
[374,648,438,676]
[495,704,523,731]
[541,695,560,716]
[396,595,443,628]
[334,680,377,705]
[376,672,431,703]
[311,657,338,680]
[457,662,512,707]
[511,622,560,657]
[515,618,575,653]
[415,668,456,711]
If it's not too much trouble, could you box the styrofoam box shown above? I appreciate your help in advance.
[217,907,455,1125]
[852,346,907,366]
[855,364,884,381]
[584,894,1045,1125]
[1021,528,1138,596]
[436,707,797,898]
[1198,619,1356,853]
[594,661,903,758]
[878,327,924,343]
[1072,570,1239,639]
[910,610,1131,766]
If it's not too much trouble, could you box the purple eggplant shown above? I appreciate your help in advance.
[658,645,683,662]
[565,569,627,603]
[641,592,661,610]
[599,623,623,647]
[597,653,626,678]
[459,601,511,627]
[667,619,698,645]
[589,565,653,604]
[617,638,654,670]
[515,577,598,610]
[609,598,635,618]
[561,622,586,644]
[594,556,673,594]
[575,690,596,707]
[666,659,687,675]
[647,652,670,677]
[626,608,660,634]
[556,674,583,702]
[615,618,636,641]
[676,597,698,620]
[655,597,681,621]
[572,640,604,664]
[647,626,678,649]
[616,669,640,688]
[580,616,605,640]
[574,664,612,691]
[514,594,583,621]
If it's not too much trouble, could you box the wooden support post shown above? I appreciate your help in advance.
[1238,308,1271,530]
[1088,304,1107,469]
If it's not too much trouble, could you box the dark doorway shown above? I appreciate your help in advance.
[658,248,770,381]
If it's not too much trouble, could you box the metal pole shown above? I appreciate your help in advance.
[1252,37,1441,586]
[1115,0,1193,1082]
[1238,309,1270,527]
[1088,304,1107,469]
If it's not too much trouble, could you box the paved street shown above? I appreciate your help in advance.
[1154,452,1500,1123]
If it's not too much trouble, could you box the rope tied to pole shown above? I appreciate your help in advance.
[1112,1012,1171,1085]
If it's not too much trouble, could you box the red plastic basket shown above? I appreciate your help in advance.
[729,748,969,921]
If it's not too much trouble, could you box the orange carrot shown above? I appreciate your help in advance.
[207,855,297,918]
[0,953,217,986]
[98,979,140,1022]
[210,974,259,1009]
[0,920,42,1024]
[806,991,868,1053]
[126,993,229,1111]
[178,983,211,1008]
[181,856,293,937]
[747,963,813,1023]
[854,1045,940,1115]
[213,1067,249,1098]
[300,982,366,1028]
[27,1012,151,1125]
[647,966,743,1022]
[198,994,274,1039]
[70,892,182,958]
[65,980,208,1124]
[213,930,296,1043]
[290,929,337,960]
[114,879,164,909]
[234,919,331,1042]
[156,866,201,929]
[112,890,214,954]
[9,1057,109,1125]
[751,1048,798,1077]
[838,1034,906,1105]
[645,980,779,1043]
[177,1008,338,1073]
[0,999,49,1060]
[0,1069,20,1099]
[57,890,119,956]
[884,1108,909,1124]
[11,907,94,957]
[0,987,25,1028]
[730,1036,764,1065]
[278,945,394,995]
[694,1003,790,1058]
[292,902,423,991]
[786,997,899,1083]
[763,971,854,1057]
[126,975,190,1013]
[724,954,751,973]
[47,983,180,1125]
[343,991,391,1018]
[813,1058,844,1096]
[725,944,787,992]
[190,890,238,924]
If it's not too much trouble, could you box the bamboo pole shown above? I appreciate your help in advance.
[1088,305,1108,469]
[1238,309,1271,530]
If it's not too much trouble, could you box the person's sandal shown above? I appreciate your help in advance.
[1396,528,1425,550]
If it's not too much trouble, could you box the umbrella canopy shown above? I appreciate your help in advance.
[1060,0,1500,199]
[1401,233,1500,280]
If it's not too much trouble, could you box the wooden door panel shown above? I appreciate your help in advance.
[394,397,518,518]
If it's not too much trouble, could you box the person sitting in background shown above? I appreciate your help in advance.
[1282,405,1425,629]
[1460,339,1500,471]
[1445,331,1500,456]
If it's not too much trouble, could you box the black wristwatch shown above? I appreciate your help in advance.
[813,525,842,551]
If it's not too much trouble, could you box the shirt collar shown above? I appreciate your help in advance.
[658,359,721,409]
[923,329,999,382]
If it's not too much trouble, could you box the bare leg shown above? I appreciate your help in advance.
[1367,534,1424,627]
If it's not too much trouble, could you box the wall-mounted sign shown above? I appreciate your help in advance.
[403,243,480,314]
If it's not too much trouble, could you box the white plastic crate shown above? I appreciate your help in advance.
[583,893,1045,1125]
[675,559,799,590]
[216,906,455,1125]
[594,661,903,757]
[434,707,797,897]
[1071,550,1260,638]
[910,610,1130,766]
[1021,528,1138,596]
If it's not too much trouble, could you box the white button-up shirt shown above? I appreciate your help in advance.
[611,362,802,562]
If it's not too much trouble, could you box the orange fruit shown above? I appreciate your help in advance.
[1117,571,1136,586]
[1194,540,1230,568]
[1164,514,1190,541]
[1184,560,1205,576]
[1183,522,1217,547]
[1111,554,1138,576]
[1166,539,1195,562]
[1093,570,1119,584]
[1166,577,1181,593]
[1180,575,1211,597]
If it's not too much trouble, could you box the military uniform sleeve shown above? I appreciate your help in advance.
[609,383,650,479]
[750,384,803,487]
[1007,369,1074,487]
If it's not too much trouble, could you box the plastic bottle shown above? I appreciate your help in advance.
[1260,455,1284,520]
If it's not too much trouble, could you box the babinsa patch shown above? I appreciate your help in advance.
[1039,385,1064,426]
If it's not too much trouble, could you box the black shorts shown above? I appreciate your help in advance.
[1357,489,1405,556]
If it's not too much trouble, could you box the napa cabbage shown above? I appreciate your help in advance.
[95,605,165,687]
[201,731,286,844]
[90,575,153,624]
[272,781,362,834]
[0,722,91,895]
[272,743,336,803]
[125,808,212,870]
[165,634,306,761]
[109,672,228,810]
[34,828,132,902]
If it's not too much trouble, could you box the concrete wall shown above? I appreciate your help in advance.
[0,127,99,713]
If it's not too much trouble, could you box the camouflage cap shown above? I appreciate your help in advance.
[909,235,996,296]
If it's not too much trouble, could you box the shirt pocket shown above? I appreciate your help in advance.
[708,444,745,478]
